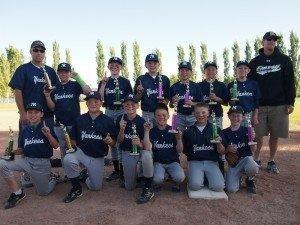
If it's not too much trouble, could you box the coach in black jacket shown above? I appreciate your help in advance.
[248,31,296,174]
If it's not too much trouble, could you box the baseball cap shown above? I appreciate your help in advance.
[236,61,250,68]
[57,63,72,72]
[178,61,192,70]
[145,54,159,62]
[30,40,46,50]
[204,61,218,70]
[108,57,123,66]
[84,91,102,101]
[26,102,43,112]
[227,105,244,115]
[123,94,139,103]
[263,31,279,41]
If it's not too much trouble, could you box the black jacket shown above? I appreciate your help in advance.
[248,47,296,106]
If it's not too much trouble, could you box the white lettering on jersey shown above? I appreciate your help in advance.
[256,64,281,76]
[24,138,44,147]
[54,93,74,100]
[81,131,102,140]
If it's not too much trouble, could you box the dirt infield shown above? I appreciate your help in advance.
[0,132,299,225]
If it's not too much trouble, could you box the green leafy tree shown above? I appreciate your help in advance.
[121,42,129,78]
[133,41,142,81]
[52,41,60,71]
[288,31,300,96]
[153,48,163,74]
[223,48,231,84]
[232,41,240,69]
[245,41,252,62]
[0,54,11,98]
[189,44,197,81]
[177,45,185,65]
[277,33,287,54]
[96,41,105,81]
[6,45,24,76]
[254,37,261,57]
[109,46,116,57]
[65,49,72,65]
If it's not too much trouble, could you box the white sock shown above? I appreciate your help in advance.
[14,189,22,195]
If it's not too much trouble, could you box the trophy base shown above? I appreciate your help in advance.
[113,101,122,106]
[208,101,217,105]
[157,96,164,100]
[183,104,191,108]
[130,152,140,156]
[168,129,178,134]
[210,139,220,144]
[66,148,76,154]
[248,141,257,146]
[230,98,238,101]
[1,155,14,161]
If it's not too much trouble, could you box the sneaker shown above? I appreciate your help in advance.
[106,171,120,182]
[267,161,279,174]
[171,183,181,193]
[136,188,154,204]
[63,187,83,203]
[4,190,26,209]
[255,160,261,167]
[50,172,61,182]
[245,177,257,194]
[78,169,88,183]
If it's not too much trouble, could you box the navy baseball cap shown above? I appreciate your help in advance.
[228,105,244,115]
[26,102,43,112]
[57,63,72,72]
[123,94,139,103]
[178,61,192,70]
[263,31,279,41]
[31,40,46,50]
[236,61,250,68]
[204,61,218,70]
[108,57,123,66]
[145,54,159,62]
[84,91,102,101]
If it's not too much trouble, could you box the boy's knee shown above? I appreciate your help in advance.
[210,181,225,192]
[188,180,203,191]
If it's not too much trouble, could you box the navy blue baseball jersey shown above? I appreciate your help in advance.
[150,125,180,164]
[9,62,60,118]
[134,73,170,112]
[170,81,203,115]
[51,81,82,126]
[116,114,145,152]
[19,122,57,158]
[97,76,133,109]
[227,79,261,113]
[71,113,117,158]
[183,123,222,162]
[199,80,228,117]
[222,126,253,161]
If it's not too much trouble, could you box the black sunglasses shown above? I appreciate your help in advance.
[266,37,277,41]
[32,48,45,53]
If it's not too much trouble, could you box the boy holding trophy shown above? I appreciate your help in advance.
[116,94,154,204]
[222,105,259,194]
[183,103,225,192]
[0,102,60,209]
[143,103,185,192]
[98,57,133,182]
[170,61,203,131]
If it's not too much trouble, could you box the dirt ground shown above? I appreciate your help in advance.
[0,131,299,225]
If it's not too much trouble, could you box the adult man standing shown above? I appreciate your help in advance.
[248,31,296,173]
[9,40,60,185]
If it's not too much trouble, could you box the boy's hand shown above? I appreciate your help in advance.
[136,80,144,94]
[175,130,182,140]
[43,88,53,97]
[119,115,127,131]
[103,133,113,145]
[143,121,152,132]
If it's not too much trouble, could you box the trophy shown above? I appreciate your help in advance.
[1,127,15,161]
[230,79,238,101]
[60,124,75,154]
[210,112,220,143]
[246,114,257,146]
[208,80,217,105]
[169,100,178,133]
[42,66,55,91]
[183,82,191,108]
[113,78,122,105]
[157,75,164,100]
[130,124,140,156]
